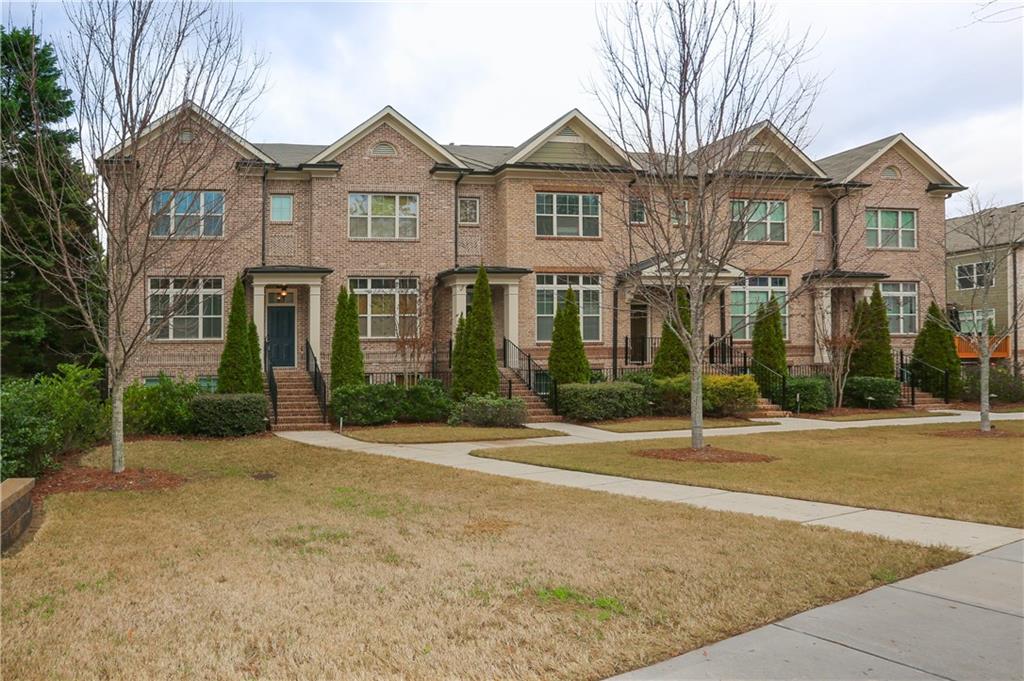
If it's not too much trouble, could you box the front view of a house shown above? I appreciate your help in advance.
[118,103,963,390]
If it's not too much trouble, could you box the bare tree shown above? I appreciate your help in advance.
[2,1,264,472]
[811,288,864,409]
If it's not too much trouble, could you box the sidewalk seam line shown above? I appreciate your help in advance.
[887,585,1024,619]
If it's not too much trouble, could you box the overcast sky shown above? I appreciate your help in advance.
[12,1,1023,214]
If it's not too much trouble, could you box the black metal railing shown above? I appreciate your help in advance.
[502,336,546,391]
[895,349,950,403]
[265,345,278,424]
[749,355,788,407]
[623,335,660,365]
[708,333,735,365]
[304,340,328,423]
[365,370,453,388]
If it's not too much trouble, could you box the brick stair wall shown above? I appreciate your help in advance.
[748,396,791,418]
[498,368,561,422]
[899,388,945,409]
[266,369,331,431]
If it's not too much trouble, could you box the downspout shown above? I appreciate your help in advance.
[612,286,619,379]
[453,171,466,267]
[1013,244,1020,376]
[829,186,851,271]
[260,165,269,265]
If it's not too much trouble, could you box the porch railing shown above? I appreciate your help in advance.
[304,340,329,423]
[265,345,278,425]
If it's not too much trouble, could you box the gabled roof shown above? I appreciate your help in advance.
[307,106,468,168]
[699,120,828,179]
[504,109,637,168]
[255,143,327,166]
[815,133,964,189]
[618,252,745,282]
[99,100,275,163]
[946,202,1024,253]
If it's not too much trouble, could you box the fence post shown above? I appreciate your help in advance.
[943,369,949,403]
[526,353,532,389]
[781,375,787,408]
[742,351,748,375]
[624,336,630,365]
[507,379,512,400]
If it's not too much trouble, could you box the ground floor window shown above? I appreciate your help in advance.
[881,282,918,335]
[536,274,601,342]
[729,276,788,340]
[958,308,995,334]
[148,277,223,340]
[349,277,418,339]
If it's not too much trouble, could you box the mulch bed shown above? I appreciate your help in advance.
[31,451,186,505]
[634,447,775,463]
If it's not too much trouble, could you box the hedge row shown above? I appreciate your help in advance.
[125,373,267,436]
[331,379,452,426]
[556,374,759,421]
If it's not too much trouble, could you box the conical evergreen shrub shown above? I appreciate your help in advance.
[451,314,470,400]
[750,298,787,396]
[911,301,961,397]
[463,267,500,395]
[329,286,364,389]
[247,319,263,392]
[652,289,691,378]
[218,277,259,393]
[850,284,894,378]
[548,287,591,385]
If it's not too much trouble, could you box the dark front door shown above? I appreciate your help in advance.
[267,306,296,368]
[630,303,649,364]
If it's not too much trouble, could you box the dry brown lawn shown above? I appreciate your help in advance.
[344,423,563,444]
[477,421,1024,527]
[797,409,956,421]
[591,416,773,433]
[1,437,960,680]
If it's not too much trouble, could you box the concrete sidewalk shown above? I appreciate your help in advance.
[610,541,1024,681]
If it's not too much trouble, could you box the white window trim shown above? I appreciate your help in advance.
[731,199,788,243]
[535,192,602,238]
[349,277,419,340]
[458,197,480,226]
[347,193,420,240]
[866,208,917,250]
[881,282,919,335]
[959,308,996,334]
[628,197,646,225]
[147,277,224,341]
[151,190,224,238]
[270,194,294,224]
[811,207,823,234]
[729,276,789,341]
[535,274,602,343]
[955,260,995,290]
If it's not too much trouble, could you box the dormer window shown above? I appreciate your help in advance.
[881,165,900,180]
[371,141,397,157]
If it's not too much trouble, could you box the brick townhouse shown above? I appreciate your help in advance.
[111,102,964,387]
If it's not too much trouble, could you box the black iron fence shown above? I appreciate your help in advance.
[265,346,278,424]
[304,340,329,423]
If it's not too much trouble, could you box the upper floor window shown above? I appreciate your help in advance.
[955,261,994,290]
[958,308,996,334]
[148,277,223,340]
[730,276,788,340]
[349,277,418,338]
[628,198,646,224]
[812,207,823,233]
[151,190,223,237]
[731,199,786,242]
[535,274,601,342]
[270,194,293,223]
[881,282,918,335]
[536,192,600,237]
[458,197,479,226]
[866,209,916,249]
[348,193,418,239]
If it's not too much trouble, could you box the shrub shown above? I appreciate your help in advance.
[703,374,759,416]
[218,277,261,393]
[911,302,961,398]
[844,376,901,409]
[461,267,500,396]
[191,394,267,436]
[331,383,405,425]
[448,395,527,427]
[652,289,691,378]
[751,298,787,396]
[557,382,647,421]
[548,287,591,385]
[330,286,365,390]
[961,365,1024,403]
[124,374,200,435]
[402,379,452,422]
[850,285,894,378]
[621,370,657,404]
[450,314,470,400]
[782,376,833,413]
[654,376,691,416]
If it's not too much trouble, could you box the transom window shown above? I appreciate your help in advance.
[959,308,996,334]
[881,282,918,335]
[812,207,823,233]
[270,194,293,223]
[151,191,224,237]
[955,261,994,290]
[536,274,601,342]
[535,193,600,237]
[148,277,223,340]
[731,200,787,242]
[866,209,916,249]
[730,276,788,340]
[458,197,479,225]
[349,277,418,339]
[348,193,418,239]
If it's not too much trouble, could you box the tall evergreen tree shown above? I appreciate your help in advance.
[462,267,500,395]
[247,319,263,392]
[750,298,787,396]
[912,301,961,397]
[450,314,470,400]
[548,287,591,385]
[217,278,259,393]
[850,284,894,378]
[652,289,691,378]
[329,286,364,389]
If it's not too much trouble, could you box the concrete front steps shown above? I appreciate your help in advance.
[499,368,561,422]
[748,397,791,418]
[266,368,331,431]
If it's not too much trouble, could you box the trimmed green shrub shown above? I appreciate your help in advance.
[652,289,691,378]
[402,379,452,423]
[703,374,759,416]
[557,382,647,421]
[751,298,787,397]
[331,383,404,425]
[621,370,657,405]
[850,285,894,378]
[450,314,470,400]
[448,395,527,427]
[961,365,1024,403]
[911,302,961,398]
[654,376,691,416]
[124,374,200,435]
[191,393,267,436]
[218,277,260,393]
[330,286,364,390]
[844,376,901,409]
[548,287,591,385]
[782,376,833,413]
[462,267,500,396]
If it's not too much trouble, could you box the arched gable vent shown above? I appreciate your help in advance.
[371,141,397,157]
[880,165,901,179]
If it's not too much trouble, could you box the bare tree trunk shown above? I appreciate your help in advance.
[689,361,704,448]
[110,380,126,473]
[980,327,991,432]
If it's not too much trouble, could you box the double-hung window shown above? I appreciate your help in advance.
[348,193,418,239]
[349,277,418,339]
[729,276,788,340]
[731,200,786,242]
[151,191,224,237]
[866,209,916,249]
[536,274,601,342]
[535,192,600,236]
[628,198,646,224]
[881,282,918,334]
[955,261,995,290]
[812,207,823,233]
[959,308,996,334]
[148,277,223,340]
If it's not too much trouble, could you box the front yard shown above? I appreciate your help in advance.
[343,423,564,444]
[1,437,959,679]
[590,416,774,433]
[475,421,1024,527]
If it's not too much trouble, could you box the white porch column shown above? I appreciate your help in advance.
[253,283,266,368]
[452,284,468,334]
[504,282,520,346]
[309,283,322,362]
[813,288,833,363]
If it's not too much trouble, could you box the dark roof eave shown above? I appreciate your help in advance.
[815,180,871,189]
[928,182,968,193]
[435,265,533,280]
[243,265,334,277]
[801,269,889,282]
